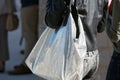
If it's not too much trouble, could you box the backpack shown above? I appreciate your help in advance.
[45,0,68,29]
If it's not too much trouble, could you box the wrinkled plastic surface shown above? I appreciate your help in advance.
[25,13,87,80]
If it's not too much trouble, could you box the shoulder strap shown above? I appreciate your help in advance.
[70,0,80,38]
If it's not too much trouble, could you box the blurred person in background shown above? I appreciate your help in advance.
[0,0,16,73]
[8,0,39,75]
[106,0,120,80]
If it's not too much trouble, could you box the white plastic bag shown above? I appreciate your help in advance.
[25,13,87,80]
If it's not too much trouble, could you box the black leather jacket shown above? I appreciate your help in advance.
[72,0,108,51]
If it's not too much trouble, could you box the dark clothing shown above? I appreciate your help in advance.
[106,0,120,80]
[0,16,9,61]
[71,0,108,51]
[46,0,107,51]
[106,51,120,80]
[106,0,120,53]
[21,0,38,8]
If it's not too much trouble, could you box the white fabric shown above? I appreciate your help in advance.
[25,13,87,80]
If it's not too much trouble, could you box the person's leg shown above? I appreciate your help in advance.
[8,5,38,75]
[106,51,120,80]
[22,5,38,61]
[0,17,9,72]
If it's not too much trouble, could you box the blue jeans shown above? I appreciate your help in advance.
[106,51,120,80]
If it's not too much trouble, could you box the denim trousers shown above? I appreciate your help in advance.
[106,51,120,80]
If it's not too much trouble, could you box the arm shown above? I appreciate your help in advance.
[106,0,120,43]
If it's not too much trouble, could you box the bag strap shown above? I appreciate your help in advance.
[63,0,80,38]
[62,1,71,27]
[71,0,80,38]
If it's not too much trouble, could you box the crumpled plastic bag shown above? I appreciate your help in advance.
[25,13,87,80]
